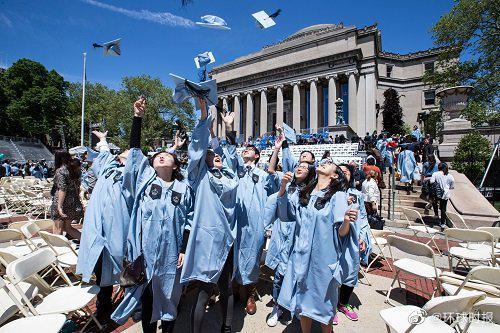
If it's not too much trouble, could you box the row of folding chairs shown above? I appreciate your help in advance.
[0,184,51,219]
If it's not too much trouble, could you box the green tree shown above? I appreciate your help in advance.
[461,100,500,126]
[0,59,69,138]
[423,0,499,110]
[452,131,491,184]
[382,88,405,135]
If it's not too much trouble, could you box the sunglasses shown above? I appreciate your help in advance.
[318,158,335,166]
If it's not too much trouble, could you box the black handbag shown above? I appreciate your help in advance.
[119,224,145,288]
[433,181,444,199]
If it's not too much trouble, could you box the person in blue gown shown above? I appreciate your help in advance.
[76,130,130,323]
[275,158,357,333]
[397,145,417,193]
[411,125,422,142]
[334,163,372,325]
[264,134,316,327]
[180,101,239,333]
[376,134,395,174]
[111,98,194,333]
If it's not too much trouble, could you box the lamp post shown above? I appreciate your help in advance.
[335,98,344,125]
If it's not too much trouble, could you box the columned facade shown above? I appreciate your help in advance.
[211,23,447,140]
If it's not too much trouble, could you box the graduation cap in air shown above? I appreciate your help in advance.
[282,122,297,144]
[252,9,281,29]
[196,15,231,30]
[194,51,215,69]
[92,38,122,56]
[170,74,218,109]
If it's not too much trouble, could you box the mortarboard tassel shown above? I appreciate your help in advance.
[269,9,282,19]
[92,43,103,48]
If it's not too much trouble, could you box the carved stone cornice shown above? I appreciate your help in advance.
[378,46,452,61]
[264,23,345,49]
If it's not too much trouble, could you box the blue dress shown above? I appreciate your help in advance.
[76,149,130,287]
[397,150,417,183]
[180,116,239,284]
[339,188,372,287]
[111,149,194,324]
[276,190,349,325]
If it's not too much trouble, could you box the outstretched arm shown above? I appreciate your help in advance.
[187,98,210,189]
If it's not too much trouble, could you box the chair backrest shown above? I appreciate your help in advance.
[7,221,28,231]
[445,228,494,244]
[0,250,19,268]
[33,219,54,232]
[473,299,500,324]
[463,266,500,289]
[422,291,486,317]
[20,222,40,240]
[387,235,435,258]
[0,230,23,244]
[6,249,56,284]
[477,227,500,242]
[0,276,30,320]
[371,230,394,239]
[402,207,424,227]
[446,211,470,229]
[38,231,76,256]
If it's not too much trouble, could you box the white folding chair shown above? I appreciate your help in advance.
[7,220,29,231]
[38,231,78,269]
[444,228,495,271]
[365,230,395,276]
[385,235,442,306]
[33,219,55,232]
[0,276,39,326]
[379,291,486,333]
[0,229,33,258]
[446,211,470,229]
[440,266,499,303]
[6,249,102,331]
[478,227,500,258]
[19,221,47,251]
[403,207,442,255]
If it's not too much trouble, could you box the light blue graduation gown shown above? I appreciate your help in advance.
[228,156,280,285]
[339,188,372,287]
[264,183,299,276]
[76,150,129,286]
[282,146,298,173]
[111,148,194,324]
[397,150,417,183]
[180,116,239,284]
[377,139,394,166]
[412,128,422,141]
[276,190,349,325]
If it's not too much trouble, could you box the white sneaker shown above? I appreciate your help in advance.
[266,305,282,327]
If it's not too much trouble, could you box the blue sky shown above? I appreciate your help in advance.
[0,0,454,90]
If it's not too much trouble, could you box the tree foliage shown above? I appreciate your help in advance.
[423,0,499,110]
[0,59,69,137]
[452,131,492,184]
[461,100,500,126]
[382,88,405,135]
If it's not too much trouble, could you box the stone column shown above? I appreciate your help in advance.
[209,105,218,134]
[357,74,366,136]
[221,97,228,137]
[259,88,268,136]
[292,81,301,132]
[365,72,377,134]
[233,94,241,136]
[327,74,337,126]
[348,70,358,134]
[308,78,319,132]
[275,84,284,126]
[245,91,254,140]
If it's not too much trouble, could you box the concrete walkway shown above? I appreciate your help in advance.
[122,273,402,333]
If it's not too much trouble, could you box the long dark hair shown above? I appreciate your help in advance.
[299,165,346,206]
[291,164,316,189]
[68,158,82,181]
[439,162,449,176]
[54,150,71,170]
[339,163,355,190]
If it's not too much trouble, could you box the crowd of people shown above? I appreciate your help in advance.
[29,97,373,333]
[0,159,51,179]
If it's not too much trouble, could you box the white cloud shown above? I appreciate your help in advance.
[0,13,13,28]
[81,0,194,28]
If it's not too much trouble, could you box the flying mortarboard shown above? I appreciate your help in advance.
[252,9,281,29]
[282,122,297,144]
[194,51,215,69]
[195,15,231,30]
[170,74,218,109]
[92,38,122,56]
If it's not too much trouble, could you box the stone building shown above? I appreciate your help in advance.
[209,23,447,140]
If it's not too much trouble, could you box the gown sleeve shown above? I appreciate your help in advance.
[187,116,211,191]
[281,141,298,173]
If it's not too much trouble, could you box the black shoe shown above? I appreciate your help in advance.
[440,224,446,232]
[221,324,232,333]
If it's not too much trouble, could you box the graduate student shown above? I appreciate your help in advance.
[264,135,316,327]
[276,125,315,173]
[76,130,130,324]
[227,131,281,316]
[397,145,418,194]
[180,101,239,333]
[111,98,194,333]
[276,158,356,333]
[334,164,372,325]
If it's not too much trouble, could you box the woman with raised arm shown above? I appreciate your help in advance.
[111,97,194,333]
[180,101,239,333]
[275,157,356,333]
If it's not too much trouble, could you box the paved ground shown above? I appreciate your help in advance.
[122,273,404,333]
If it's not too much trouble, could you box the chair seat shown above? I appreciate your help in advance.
[35,285,99,315]
[57,251,78,267]
[456,317,500,333]
[458,243,500,254]
[380,305,455,333]
[0,314,66,333]
[0,244,33,257]
[409,225,439,234]
[0,282,39,325]
[441,283,500,299]
[394,258,441,278]
[449,246,491,261]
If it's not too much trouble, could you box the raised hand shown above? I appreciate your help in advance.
[222,111,234,131]
[174,131,187,149]
[274,132,285,150]
[134,96,146,117]
[92,130,108,141]
[278,172,294,197]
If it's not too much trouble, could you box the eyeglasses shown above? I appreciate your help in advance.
[318,158,335,166]
[296,164,309,170]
